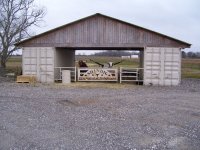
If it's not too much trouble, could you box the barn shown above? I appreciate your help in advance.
[16,13,191,86]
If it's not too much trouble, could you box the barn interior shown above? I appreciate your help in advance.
[54,48,144,83]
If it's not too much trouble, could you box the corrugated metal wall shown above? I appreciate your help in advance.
[22,46,182,85]
[144,47,181,86]
[23,47,55,83]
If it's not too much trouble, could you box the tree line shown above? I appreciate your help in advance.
[93,50,139,57]
[94,51,200,58]
[182,51,200,58]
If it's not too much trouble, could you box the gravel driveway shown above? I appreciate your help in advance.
[0,78,200,150]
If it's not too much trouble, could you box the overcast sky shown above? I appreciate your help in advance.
[34,0,200,53]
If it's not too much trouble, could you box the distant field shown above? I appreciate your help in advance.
[182,58,200,78]
[5,56,200,79]
[76,56,139,68]
[6,56,22,75]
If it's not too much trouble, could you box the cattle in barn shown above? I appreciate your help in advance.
[90,59,124,68]
[78,60,88,67]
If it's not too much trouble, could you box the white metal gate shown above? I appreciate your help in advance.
[77,68,118,81]
[120,67,144,83]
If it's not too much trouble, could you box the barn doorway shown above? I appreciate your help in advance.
[54,48,144,84]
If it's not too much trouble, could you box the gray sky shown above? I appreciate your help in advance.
[34,0,200,53]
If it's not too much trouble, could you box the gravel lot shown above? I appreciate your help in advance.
[0,77,200,150]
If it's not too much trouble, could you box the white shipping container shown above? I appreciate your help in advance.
[144,47,181,86]
[23,47,55,83]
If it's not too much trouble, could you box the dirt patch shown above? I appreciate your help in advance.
[58,99,97,107]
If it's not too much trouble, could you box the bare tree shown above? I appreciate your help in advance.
[0,0,45,68]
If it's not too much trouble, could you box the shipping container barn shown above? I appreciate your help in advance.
[16,13,191,86]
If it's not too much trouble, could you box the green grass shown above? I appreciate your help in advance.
[181,59,200,79]
[5,56,200,79]
[5,56,22,76]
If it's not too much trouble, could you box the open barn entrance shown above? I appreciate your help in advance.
[54,48,144,84]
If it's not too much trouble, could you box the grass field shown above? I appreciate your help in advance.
[182,58,200,78]
[76,56,140,68]
[5,56,22,76]
[5,56,200,79]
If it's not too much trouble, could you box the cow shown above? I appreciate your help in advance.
[78,60,88,67]
[89,59,123,68]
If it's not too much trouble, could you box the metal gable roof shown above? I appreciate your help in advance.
[15,13,191,48]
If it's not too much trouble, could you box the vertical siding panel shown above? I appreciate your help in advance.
[84,20,88,43]
[80,22,82,43]
[103,18,106,44]
[111,20,114,43]
[76,24,79,43]
[76,24,78,43]
[105,19,107,43]
[79,23,82,43]
[112,21,115,43]
[66,28,69,43]
[108,20,111,43]
[113,21,115,43]
[65,28,69,43]
[105,19,108,43]
[88,19,91,44]
[113,21,118,44]
[90,18,94,43]
[71,25,74,43]
[110,20,113,43]
[120,24,124,43]
[115,22,119,43]
[97,17,100,44]
[69,26,73,43]
[81,22,83,43]
[100,17,103,44]
[61,29,64,44]
[119,23,121,43]
[87,19,91,43]
[82,21,85,43]
[100,17,104,44]
[83,20,86,43]
[69,27,72,43]
[125,25,128,43]
[92,17,95,43]
[74,25,76,44]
